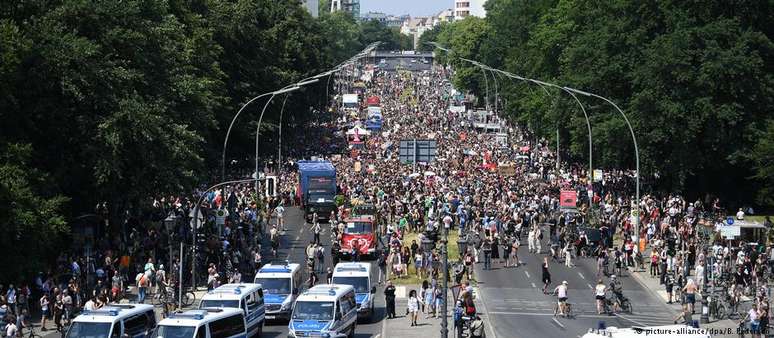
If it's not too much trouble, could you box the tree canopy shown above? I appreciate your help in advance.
[430,0,774,208]
[0,0,409,280]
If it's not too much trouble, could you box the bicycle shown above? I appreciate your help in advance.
[553,301,574,318]
[23,324,44,338]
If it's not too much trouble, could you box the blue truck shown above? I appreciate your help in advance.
[297,160,337,221]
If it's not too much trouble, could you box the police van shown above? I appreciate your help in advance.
[199,284,265,337]
[65,304,156,338]
[288,284,357,338]
[154,308,246,338]
[253,263,302,321]
[331,262,376,320]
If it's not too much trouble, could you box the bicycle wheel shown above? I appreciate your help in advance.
[183,291,196,307]
[621,300,633,314]
[716,304,727,320]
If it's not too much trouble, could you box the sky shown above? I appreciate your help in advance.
[359,0,451,16]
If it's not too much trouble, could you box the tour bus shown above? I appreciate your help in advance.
[253,263,302,321]
[199,284,265,337]
[65,304,156,338]
[288,284,357,338]
[331,262,376,320]
[154,308,246,338]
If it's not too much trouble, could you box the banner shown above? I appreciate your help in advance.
[593,169,604,182]
[498,164,516,176]
[560,190,577,208]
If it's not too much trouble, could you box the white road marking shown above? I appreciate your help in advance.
[525,271,531,278]
[488,311,624,320]
[478,289,498,338]
[531,282,537,288]
[551,317,566,329]
[587,283,593,290]
[615,313,648,326]
[578,272,585,279]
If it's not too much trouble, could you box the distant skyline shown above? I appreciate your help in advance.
[359,0,450,16]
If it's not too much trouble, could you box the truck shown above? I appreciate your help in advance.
[339,217,377,259]
[297,160,337,222]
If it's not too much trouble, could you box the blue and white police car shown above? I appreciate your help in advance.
[200,284,265,337]
[288,284,357,338]
[254,263,302,321]
[331,262,375,320]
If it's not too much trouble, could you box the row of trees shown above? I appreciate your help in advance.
[0,0,409,279]
[428,0,774,208]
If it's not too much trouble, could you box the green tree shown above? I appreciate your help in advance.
[751,120,774,207]
[0,143,68,281]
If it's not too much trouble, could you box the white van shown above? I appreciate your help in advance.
[199,284,265,337]
[154,308,246,338]
[66,304,156,338]
[288,284,357,338]
[253,263,302,321]
[331,262,376,320]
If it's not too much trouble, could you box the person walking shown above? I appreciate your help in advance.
[313,221,322,245]
[53,291,63,333]
[39,293,49,331]
[542,257,552,294]
[407,290,420,326]
[424,283,435,318]
[482,238,492,270]
[316,245,325,274]
[595,279,607,314]
[511,238,520,267]
[385,281,396,319]
[377,250,387,284]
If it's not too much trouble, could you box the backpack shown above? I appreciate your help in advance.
[316,247,324,259]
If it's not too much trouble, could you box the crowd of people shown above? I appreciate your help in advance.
[4,59,773,337]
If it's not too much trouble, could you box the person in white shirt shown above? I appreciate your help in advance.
[5,321,18,337]
[407,289,420,326]
[595,280,607,314]
[736,208,745,220]
[275,205,285,230]
[554,281,569,316]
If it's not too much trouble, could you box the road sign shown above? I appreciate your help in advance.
[399,139,437,164]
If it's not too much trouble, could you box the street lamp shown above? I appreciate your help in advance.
[222,85,302,181]
[563,86,641,252]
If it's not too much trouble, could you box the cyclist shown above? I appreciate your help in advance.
[553,281,569,316]
[609,275,624,312]
[595,279,607,314]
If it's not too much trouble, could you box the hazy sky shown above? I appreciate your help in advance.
[360,0,451,16]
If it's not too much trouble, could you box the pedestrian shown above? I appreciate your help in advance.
[407,289,419,326]
[385,280,396,319]
[511,238,520,267]
[482,238,492,270]
[313,221,321,245]
[40,293,49,331]
[62,289,72,325]
[136,271,148,304]
[326,268,333,284]
[53,292,63,332]
[377,250,387,284]
[423,282,435,318]
[542,257,552,294]
[316,245,325,274]
[470,315,485,338]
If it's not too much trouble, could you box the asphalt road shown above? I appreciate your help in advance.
[261,206,386,338]
[475,236,677,338]
[376,57,432,72]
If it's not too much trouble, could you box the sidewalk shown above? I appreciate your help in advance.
[629,266,739,337]
[382,284,495,338]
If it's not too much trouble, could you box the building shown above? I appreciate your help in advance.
[386,14,410,28]
[330,0,360,18]
[400,17,435,50]
[454,0,487,20]
[302,0,318,18]
[434,8,455,25]
[361,11,387,23]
